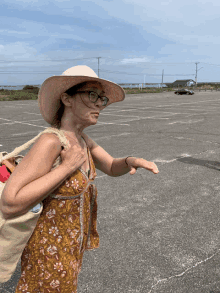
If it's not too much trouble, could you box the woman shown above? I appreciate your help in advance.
[1,65,159,293]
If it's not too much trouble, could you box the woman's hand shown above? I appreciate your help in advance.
[60,142,86,173]
[126,157,159,175]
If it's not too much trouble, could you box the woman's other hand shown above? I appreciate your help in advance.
[126,157,159,175]
[60,142,86,172]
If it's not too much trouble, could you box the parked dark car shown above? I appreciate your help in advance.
[174,89,194,95]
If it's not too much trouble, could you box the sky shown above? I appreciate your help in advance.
[1,0,220,85]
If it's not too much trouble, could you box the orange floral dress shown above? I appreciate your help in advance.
[15,145,99,293]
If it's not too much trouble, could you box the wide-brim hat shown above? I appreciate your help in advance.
[38,65,125,125]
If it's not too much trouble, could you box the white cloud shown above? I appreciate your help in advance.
[0,29,30,35]
[0,42,38,61]
[121,57,151,64]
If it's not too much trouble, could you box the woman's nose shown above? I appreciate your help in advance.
[94,98,103,107]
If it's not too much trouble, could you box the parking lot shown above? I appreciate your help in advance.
[1,91,220,292]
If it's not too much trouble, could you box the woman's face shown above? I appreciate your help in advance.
[68,81,107,126]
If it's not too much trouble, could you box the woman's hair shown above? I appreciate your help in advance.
[51,82,91,128]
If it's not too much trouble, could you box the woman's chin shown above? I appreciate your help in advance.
[91,119,98,125]
[88,117,98,126]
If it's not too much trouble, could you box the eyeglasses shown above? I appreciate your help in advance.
[77,91,109,107]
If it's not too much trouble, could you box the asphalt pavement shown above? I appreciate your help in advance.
[1,91,220,293]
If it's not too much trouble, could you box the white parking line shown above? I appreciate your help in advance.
[12,131,41,136]
[23,112,42,116]
[0,122,16,125]
[104,108,137,114]
[0,118,47,129]
[1,104,34,108]
[97,121,130,126]
[108,98,220,113]
[169,119,204,125]
[23,119,44,122]
[96,174,108,179]
[95,132,130,141]
[101,113,140,118]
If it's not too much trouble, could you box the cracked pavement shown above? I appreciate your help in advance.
[1,91,220,292]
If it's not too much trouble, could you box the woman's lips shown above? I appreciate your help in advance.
[91,112,99,116]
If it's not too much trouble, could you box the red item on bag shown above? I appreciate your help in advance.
[0,165,11,182]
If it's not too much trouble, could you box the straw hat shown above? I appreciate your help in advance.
[38,65,125,125]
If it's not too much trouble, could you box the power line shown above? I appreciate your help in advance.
[200,62,220,67]
[104,57,195,64]
[0,57,210,65]
[100,69,194,76]
[0,70,195,76]
[1,56,220,67]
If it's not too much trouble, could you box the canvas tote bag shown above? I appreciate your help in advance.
[0,127,69,283]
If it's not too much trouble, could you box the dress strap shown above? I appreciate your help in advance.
[81,136,91,177]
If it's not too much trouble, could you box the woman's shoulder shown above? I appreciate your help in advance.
[32,132,62,154]
[81,132,98,150]
[38,132,62,145]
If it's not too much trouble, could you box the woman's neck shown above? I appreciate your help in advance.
[59,124,84,142]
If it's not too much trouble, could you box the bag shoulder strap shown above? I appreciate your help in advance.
[0,127,70,163]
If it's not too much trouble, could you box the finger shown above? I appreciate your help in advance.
[129,166,137,175]
[152,168,159,174]
[152,163,159,173]
[149,162,159,173]
[148,166,159,174]
[138,160,159,174]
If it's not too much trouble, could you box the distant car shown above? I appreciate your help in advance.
[174,89,194,95]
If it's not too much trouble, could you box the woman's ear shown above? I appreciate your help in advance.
[60,93,73,107]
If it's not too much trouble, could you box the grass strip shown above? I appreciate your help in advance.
[0,90,38,101]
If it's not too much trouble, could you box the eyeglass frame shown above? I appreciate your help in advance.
[76,91,109,107]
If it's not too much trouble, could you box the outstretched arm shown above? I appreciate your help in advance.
[82,133,159,177]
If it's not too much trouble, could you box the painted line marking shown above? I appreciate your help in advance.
[0,122,16,125]
[107,98,220,114]
[101,113,140,118]
[12,131,41,136]
[97,121,130,126]
[104,108,137,113]
[0,103,34,108]
[0,118,47,129]
[23,112,42,116]
[22,119,44,122]
[96,174,108,179]
[11,103,34,106]
[97,114,175,124]
[95,132,130,141]
[169,119,204,125]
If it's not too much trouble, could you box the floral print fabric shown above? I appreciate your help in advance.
[15,147,99,293]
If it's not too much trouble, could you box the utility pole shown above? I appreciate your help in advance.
[162,69,164,88]
[195,62,199,86]
[97,57,101,77]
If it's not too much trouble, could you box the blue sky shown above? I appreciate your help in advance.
[1,0,220,85]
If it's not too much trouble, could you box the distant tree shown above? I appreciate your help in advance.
[22,85,39,94]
